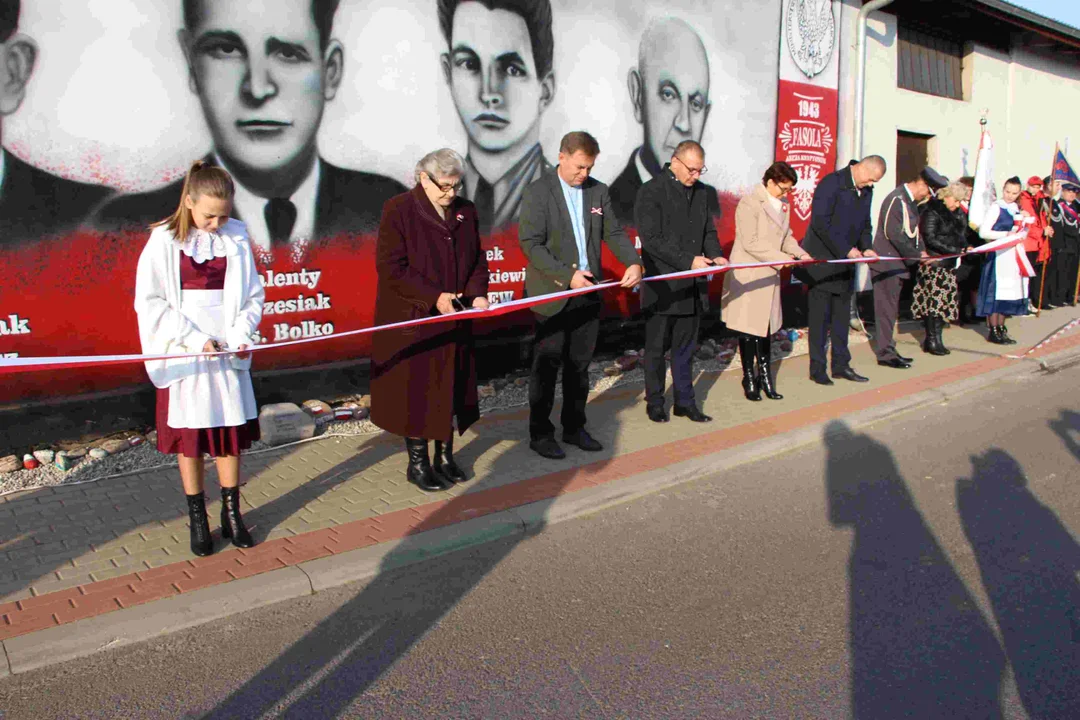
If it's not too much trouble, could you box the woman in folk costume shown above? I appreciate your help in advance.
[134,161,265,556]
[722,161,810,401]
[976,176,1034,344]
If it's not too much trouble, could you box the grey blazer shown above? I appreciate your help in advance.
[518,170,641,317]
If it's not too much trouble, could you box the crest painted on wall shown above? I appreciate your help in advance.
[785,0,835,79]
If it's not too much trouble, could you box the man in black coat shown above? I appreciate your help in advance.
[635,140,725,423]
[93,0,405,253]
[518,131,643,460]
[796,156,885,385]
[0,0,113,246]
[1047,182,1080,307]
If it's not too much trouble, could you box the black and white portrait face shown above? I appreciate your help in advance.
[0,8,36,119]
[629,18,711,164]
[179,0,343,179]
[441,1,553,156]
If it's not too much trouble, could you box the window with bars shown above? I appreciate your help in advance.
[897,25,965,100]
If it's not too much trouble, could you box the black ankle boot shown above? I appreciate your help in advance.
[406,438,449,492]
[433,436,466,484]
[220,486,254,548]
[1000,323,1017,345]
[186,493,213,557]
[739,336,761,401]
[756,336,782,400]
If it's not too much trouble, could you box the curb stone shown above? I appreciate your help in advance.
[1,338,1077,676]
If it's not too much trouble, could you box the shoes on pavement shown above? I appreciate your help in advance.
[530,436,566,460]
[810,373,834,386]
[896,353,915,363]
[646,405,669,423]
[433,437,467,484]
[405,438,452,492]
[1000,324,1018,345]
[561,429,603,452]
[833,367,870,383]
[877,357,912,369]
[673,404,712,423]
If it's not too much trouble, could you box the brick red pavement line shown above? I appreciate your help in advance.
[0,337,1074,642]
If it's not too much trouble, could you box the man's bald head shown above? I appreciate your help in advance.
[628,17,711,167]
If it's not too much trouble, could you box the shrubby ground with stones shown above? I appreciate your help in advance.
[1,327,863,496]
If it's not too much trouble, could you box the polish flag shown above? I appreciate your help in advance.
[968,128,995,230]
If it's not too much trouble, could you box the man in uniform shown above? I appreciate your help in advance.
[518,131,643,459]
[634,140,725,423]
[1047,182,1080,307]
[870,166,946,369]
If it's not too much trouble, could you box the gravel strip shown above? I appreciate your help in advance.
[0,331,865,497]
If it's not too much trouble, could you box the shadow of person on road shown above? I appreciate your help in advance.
[202,382,642,719]
[824,420,1005,719]
[957,448,1080,718]
[1049,409,1080,462]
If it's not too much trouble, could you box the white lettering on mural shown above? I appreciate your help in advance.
[797,99,820,118]
[488,268,527,285]
[488,290,516,304]
[485,246,505,262]
[263,293,333,316]
[0,314,31,336]
[260,269,322,290]
[2,353,17,358]
[273,321,335,342]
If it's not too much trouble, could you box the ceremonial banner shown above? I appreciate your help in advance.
[1051,148,1080,187]
[968,128,996,230]
[774,0,842,242]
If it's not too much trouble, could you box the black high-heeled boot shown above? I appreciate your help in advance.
[923,317,947,355]
[186,493,213,557]
[756,336,783,400]
[220,486,254,548]
[739,335,761,401]
[433,436,466,484]
[406,438,449,492]
[934,317,951,355]
[986,325,1004,344]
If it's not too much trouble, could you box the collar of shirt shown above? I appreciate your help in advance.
[903,184,916,203]
[849,167,861,197]
[0,149,8,194]
[216,153,320,253]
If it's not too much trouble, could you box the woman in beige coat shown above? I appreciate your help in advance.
[722,162,809,401]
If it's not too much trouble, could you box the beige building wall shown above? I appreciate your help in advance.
[834,1,1080,223]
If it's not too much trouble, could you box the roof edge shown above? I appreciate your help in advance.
[970,0,1080,50]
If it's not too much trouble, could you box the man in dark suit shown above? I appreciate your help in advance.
[519,131,643,459]
[0,0,112,246]
[635,140,725,423]
[94,0,405,253]
[871,167,944,368]
[796,156,885,385]
[609,18,711,228]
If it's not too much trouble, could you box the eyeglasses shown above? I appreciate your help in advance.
[674,156,707,177]
[776,183,794,196]
[425,174,462,194]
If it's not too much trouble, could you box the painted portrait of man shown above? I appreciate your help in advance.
[95,0,405,255]
[0,0,113,246]
[437,0,555,236]
[610,17,712,227]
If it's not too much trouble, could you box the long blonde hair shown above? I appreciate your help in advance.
[152,160,235,241]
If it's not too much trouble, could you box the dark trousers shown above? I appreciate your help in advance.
[872,273,904,361]
[528,295,600,439]
[1027,251,1045,306]
[1048,250,1079,305]
[643,311,700,410]
[807,285,853,376]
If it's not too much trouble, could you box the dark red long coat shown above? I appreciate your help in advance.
[370,186,489,440]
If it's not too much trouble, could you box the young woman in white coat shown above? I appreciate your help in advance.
[134,161,265,556]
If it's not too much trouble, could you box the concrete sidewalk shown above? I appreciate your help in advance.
[1,306,1078,675]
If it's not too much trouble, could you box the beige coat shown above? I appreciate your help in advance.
[721,184,810,337]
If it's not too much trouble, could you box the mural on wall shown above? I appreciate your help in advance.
[0,0,782,402]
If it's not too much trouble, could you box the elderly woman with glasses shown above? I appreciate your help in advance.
[370,149,490,492]
[721,161,810,402]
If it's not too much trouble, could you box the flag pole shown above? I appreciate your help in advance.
[1035,143,1056,316]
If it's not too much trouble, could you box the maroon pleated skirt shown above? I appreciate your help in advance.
[155,387,260,458]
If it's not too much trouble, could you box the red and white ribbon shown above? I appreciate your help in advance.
[0,234,1025,375]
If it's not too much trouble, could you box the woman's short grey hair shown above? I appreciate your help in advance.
[415,148,465,184]
[937,181,968,202]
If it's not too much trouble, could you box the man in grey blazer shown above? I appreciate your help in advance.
[518,131,643,459]
[871,166,945,368]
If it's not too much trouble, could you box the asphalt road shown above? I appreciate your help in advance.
[2,362,1078,719]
